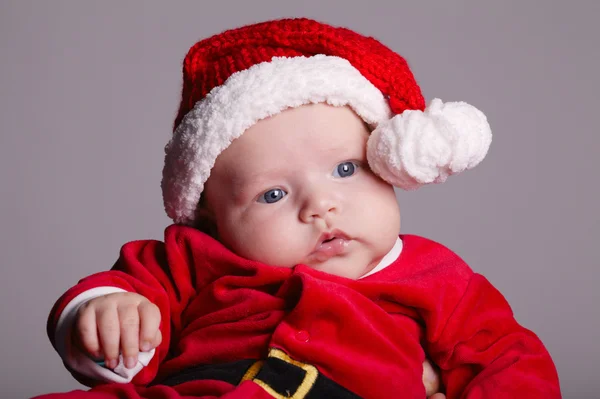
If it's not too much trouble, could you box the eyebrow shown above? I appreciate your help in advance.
[229,168,282,189]
[222,171,276,204]
[226,135,368,190]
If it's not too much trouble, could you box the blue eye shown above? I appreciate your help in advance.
[257,188,287,204]
[333,161,358,178]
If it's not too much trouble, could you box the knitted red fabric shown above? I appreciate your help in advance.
[173,18,425,131]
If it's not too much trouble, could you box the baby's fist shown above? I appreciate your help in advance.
[423,358,442,397]
[74,292,162,369]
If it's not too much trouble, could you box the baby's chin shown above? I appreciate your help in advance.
[303,255,376,280]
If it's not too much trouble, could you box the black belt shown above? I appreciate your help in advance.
[153,348,362,399]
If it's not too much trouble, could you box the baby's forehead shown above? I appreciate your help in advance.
[210,104,370,176]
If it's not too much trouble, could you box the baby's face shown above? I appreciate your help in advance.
[202,103,401,279]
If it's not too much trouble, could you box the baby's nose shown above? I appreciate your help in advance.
[299,195,338,223]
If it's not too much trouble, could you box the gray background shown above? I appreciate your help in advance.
[1,0,598,398]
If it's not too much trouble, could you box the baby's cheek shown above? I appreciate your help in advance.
[359,193,399,232]
[236,219,302,266]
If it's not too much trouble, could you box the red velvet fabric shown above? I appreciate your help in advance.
[39,225,560,398]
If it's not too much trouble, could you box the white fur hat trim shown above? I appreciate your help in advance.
[162,54,492,225]
[367,98,492,190]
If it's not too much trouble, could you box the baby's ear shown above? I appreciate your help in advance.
[194,205,218,238]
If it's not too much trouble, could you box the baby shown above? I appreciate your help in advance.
[37,18,561,399]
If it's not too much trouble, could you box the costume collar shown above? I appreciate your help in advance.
[359,237,403,279]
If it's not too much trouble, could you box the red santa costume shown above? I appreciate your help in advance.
[35,18,560,399]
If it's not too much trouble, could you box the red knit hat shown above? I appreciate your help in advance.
[162,18,492,225]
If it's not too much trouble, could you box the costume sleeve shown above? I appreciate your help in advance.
[425,272,561,398]
[46,226,202,387]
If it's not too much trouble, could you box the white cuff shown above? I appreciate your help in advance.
[54,286,156,383]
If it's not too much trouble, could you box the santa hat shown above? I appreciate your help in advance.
[162,18,492,225]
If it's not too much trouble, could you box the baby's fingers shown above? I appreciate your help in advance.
[74,306,101,359]
[138,300,161,351]
[118,304,141,369]
[97,307,121,369]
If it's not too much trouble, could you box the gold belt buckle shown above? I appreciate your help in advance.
[241,348,319,399]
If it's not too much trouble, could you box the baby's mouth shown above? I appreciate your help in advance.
[310,231,351,262]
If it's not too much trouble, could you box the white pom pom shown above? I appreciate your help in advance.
[366,98,492,189]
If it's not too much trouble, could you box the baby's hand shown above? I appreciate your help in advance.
[73,292,162,370]
[423,358,444,398]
